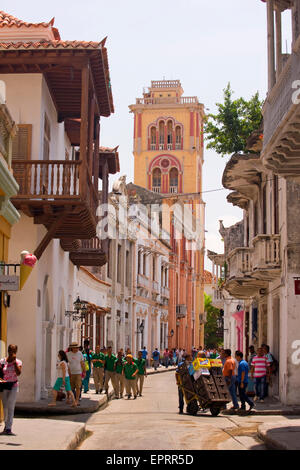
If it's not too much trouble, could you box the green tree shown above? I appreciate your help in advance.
[204,83,263,157]
[204,292,223,349]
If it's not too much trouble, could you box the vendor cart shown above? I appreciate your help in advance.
[176,359,231,417]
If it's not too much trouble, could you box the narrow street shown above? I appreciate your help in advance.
[79,371,267,451]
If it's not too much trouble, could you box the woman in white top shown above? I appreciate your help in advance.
[48,350,76,407]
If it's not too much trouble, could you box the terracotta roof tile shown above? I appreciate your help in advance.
[0,10,54,29]
[0,11,61,39]
[0,40,103,50]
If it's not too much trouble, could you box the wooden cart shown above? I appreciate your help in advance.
[176,361,231,416]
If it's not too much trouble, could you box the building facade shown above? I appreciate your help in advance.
[0,11,116,402]
[210,0,300,404]
[129,80,206,351]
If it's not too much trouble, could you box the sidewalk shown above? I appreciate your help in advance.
[0,365,176,450]
[15,365,176,416]
[257,419,300,450]
[221,396,300,416]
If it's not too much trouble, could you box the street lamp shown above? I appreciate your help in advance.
[65,296,88,343]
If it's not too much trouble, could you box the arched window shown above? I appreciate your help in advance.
[169,168,178,193]
[167,120,173,149]
[159,121,165,149]
[175,126,182,149]
[152,168,161,193]
[150,126,156,150]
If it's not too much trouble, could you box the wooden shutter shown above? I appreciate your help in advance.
[12,124,32,160]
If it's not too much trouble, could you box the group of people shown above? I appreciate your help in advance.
[218,344,277,413]
[48,341,148,407]
[176,343,277,415]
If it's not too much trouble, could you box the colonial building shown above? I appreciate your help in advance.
[211,0,300,404]
[0,11,116,401]
[129,80,206,350]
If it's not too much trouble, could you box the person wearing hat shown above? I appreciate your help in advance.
[67,342,86,406]
[123,354,139,399]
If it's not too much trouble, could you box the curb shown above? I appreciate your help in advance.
[65,424,87,451]
[257,427,289,450]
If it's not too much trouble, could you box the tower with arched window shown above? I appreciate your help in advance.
[129,79,206,350]
[129,79,204,196]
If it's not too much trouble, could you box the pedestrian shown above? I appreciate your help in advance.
[123,354,139,399]
[222,349,239,411]
[168,348,173,366]
[101,347,107,391]
[104,346,117,395]
[114,351,125,399]
[142,346,148,367]
[197,350,206,359]
[163,348,169,368]
[235,351,254,414]
[82,339,92,393]
[175,353,192,414]
[219,348,226,366]
[262,344,273,398]
[152,348,160,370]
[251,347,269,402]
[67,342,86,406]
[48,350,76,407]
[91,345,105,394]
[173,348,177,365]
[247,345,256,396]
[135,351,147,396]
[0,344,22,435]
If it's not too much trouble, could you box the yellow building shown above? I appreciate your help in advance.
[129,80,206,348]
[0,84,20,421]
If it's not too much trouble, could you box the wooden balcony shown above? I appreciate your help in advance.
[11,160,98,242]
[69,237,107,267]
[252,235,281,281]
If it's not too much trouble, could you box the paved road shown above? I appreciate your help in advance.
[79,371,267,450]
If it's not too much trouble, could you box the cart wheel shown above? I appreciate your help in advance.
[210,407,221,417]
[187,399,199,415]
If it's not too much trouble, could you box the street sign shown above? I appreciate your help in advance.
[0,275,19,291]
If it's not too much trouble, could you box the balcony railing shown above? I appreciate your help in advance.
[161,286,170,298]
[69,237,106,267]
[169,186,178,194]
[137,274,149,289]
[11,159,98,240]
[176,304,187,318]
[252,235,281,279]
[263,56,293,148]
[227,247,252,280]
[152,186,161,193]
[152,280,159,292]
[136,96,199,106]
[12,160,81,198]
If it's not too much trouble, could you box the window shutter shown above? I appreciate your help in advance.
[12,124,32,160]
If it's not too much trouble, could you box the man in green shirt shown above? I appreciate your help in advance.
[104,346,117,395]
[123,354,138,399]
[135,351,147,397]
[91,345,105,394]
[114,351,125,398]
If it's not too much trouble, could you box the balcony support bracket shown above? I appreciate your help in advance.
[34,211,70,260]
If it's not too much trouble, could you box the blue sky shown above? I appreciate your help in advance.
[2,0,284,269]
